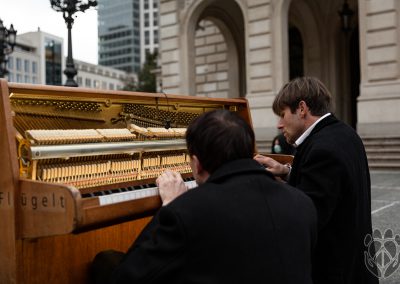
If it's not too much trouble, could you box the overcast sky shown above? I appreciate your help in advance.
[1,0,98,64]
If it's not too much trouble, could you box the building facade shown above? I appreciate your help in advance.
[98,0,160,73]
[75,59,129,90]
[6,30,128,91]
[6,30,64,86]
[158,0,400,163]
[140,0,160,63]
[98,0,141,73]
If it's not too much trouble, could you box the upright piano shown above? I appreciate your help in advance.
[0,79,252,284]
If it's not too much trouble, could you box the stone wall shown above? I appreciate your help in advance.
[194,20,230,98]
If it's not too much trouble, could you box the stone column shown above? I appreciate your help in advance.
[159,0,183,95]
[358,0,400,137]
[245,0,278,152]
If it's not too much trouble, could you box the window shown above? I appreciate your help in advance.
[154,30,159,44]
[45,39,62,85]
[109,83,114,90]
[153,12,158,26]
[85,78,92,87]
[32,62,37,74]
[145,31,150,45]
[7,57,14,69]
[32,76,37,84]
[16,58,22,71]
[77,76,83,86]
[24,60,30,73]
[17,74,22,82]
[7,72,14,82]
[24,75,30,83]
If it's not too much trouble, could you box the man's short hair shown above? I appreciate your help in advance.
[272,77,332,116]
[185,109,255,174]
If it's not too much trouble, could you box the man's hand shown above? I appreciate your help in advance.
[253,154,290,178]
[156,170,188,206]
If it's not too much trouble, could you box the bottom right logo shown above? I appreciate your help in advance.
[364,228,400,279]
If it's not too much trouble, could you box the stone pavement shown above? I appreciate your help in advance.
[370,170,400,283]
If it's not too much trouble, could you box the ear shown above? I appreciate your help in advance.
[191,155,203,175]
[298,101,309,118]
[191,155,210,184]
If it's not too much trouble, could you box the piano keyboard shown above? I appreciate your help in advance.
[94,178,198,206]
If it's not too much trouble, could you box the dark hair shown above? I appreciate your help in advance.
[272,77,332,116]
[185,109,255,173]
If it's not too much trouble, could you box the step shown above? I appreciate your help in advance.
[368,162,400,169]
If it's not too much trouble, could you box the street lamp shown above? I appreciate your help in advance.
[338,0,354,33]
[0,19,17,78]
[50,0,97,87]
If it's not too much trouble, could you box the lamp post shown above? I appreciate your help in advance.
[338,0,354,33]
[0,19,17,78]
[50,0,97,87]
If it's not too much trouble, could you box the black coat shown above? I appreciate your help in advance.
[289,115,378,284]
[112,159,317,284]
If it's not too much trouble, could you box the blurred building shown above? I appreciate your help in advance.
[6,30,63,86]
[140,0,160,63]
[97,0,159,73]
[158,0,400,168]
[5,29,129,91]
[75,59,130,90]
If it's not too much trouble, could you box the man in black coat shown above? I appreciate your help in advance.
[93,109,317,284]
[255,77,379,284]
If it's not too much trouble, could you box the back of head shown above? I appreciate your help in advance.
[186,109,255,174]
[273,77,332,116]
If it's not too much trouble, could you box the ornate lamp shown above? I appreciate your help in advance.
[50,0,97,87]
[0,19,17,78]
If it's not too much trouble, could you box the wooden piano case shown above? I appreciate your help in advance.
[0,79,252,284]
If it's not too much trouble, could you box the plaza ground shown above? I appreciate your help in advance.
[370,170,400,283]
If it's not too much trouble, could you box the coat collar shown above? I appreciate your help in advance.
[206,158,274,183]
[297,115,339,149]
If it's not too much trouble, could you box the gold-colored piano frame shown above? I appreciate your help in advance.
[0,80,252,284]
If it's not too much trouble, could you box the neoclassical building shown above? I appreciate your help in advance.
[158,0,400,167]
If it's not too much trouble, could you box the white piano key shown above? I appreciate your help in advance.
[98,180,197,206]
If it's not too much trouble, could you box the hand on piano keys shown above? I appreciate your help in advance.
[156,170,195,206]
[93,177,197,206]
